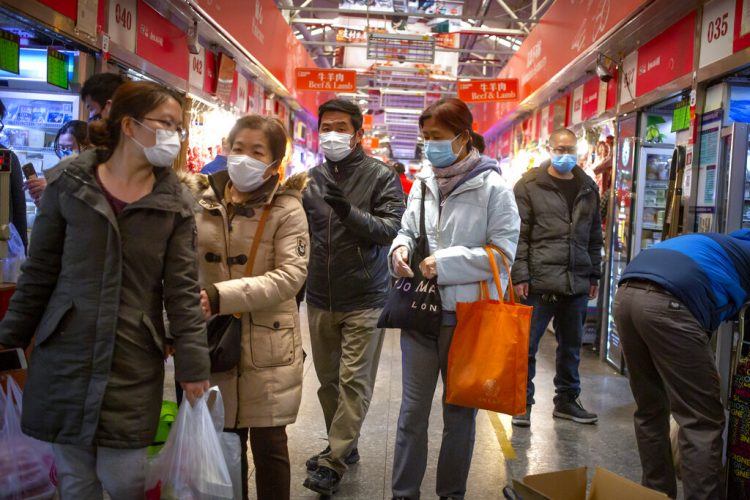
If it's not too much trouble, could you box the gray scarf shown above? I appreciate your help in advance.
[432,149,481,198]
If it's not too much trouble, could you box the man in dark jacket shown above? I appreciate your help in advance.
[0,99,28,254]
[511,128,602,427]
[614,230,750,500]
[302,99,405,495]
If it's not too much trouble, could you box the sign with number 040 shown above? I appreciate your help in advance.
[107,0,137,52]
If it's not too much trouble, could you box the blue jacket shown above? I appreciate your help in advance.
[620,230,750,331]
[201,155,227,174]
[389,155,520,313]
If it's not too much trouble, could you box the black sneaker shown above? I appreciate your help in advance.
[553,397,598,424]
[303,466,341,496]
[511,405,532,427]
[306,447,360,471]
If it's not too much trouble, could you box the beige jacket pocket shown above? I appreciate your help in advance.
[249,312,296,368]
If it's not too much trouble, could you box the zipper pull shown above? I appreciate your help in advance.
[335,165,339,174]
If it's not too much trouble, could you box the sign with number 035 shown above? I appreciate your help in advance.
[107,0,137,52]
[700,0,736,68]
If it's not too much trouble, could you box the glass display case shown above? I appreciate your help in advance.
[633,148,673,254]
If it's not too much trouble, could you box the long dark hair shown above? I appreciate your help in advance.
[54,120,89,154]
[88,81,184,161]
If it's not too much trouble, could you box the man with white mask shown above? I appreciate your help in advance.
[302,99,405,496]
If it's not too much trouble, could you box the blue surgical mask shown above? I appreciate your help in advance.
[424,135,464,168]
[551,154,577,174]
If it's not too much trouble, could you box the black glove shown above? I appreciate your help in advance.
[324,182,351,219]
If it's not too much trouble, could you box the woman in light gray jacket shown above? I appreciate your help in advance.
[389,98,520,500]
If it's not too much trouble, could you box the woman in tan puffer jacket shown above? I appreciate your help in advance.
[189,115,309,500]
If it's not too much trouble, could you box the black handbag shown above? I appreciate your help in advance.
[377,181,442,334]
[207,205,271,373]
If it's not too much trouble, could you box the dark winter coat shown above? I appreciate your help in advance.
[303,146,405,312]
[511,161,603,296]
[0,149,210,448]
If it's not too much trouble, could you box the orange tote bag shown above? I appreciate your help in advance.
[445,246,532,416]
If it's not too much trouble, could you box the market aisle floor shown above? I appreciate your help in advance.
[165,304,646,499]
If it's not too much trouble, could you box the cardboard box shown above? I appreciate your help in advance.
[512,467,669,500]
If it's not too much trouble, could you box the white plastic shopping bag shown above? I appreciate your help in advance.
[0,377,56,500]
[219,432,242,500]
[145,387,233,500]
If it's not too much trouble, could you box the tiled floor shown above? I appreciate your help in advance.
[165,304,649,499]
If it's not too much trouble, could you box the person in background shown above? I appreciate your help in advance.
[302,99,405,496]
[593,140,613,229]
[511,128,602,428]
[82,72,127,122]
[53,120,91,160]
[389,97,520,500]
[0,98,28,253]
[26,74,127,201]
[0,81,210,499]
[201,137,230,174]
[614,230,750,500]
[191,115,309,500]
[393,161,413,196]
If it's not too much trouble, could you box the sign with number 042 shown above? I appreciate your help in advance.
[700,0,735,68]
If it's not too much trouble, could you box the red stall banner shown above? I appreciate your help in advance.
[581,77,601,121]
[735,0,750,52]
[136,0,189,81]
[215,54,236,104]
[38,0,78,21]
[457,79,518,103]
[499,131,512,157]
[635,11,696,97]
[363,114,373,131]
[362,137,380,149]
[296,68,356,92]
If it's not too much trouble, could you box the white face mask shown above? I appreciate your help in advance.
[319,131,353,162]
[131,120,181,167]
[227,155,272,193]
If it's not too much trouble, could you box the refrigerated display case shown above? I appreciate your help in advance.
[633,147,673,254]
[601,115,637,372]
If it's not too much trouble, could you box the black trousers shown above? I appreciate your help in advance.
[225,426,290,500]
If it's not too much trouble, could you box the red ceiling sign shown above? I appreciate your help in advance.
[204,50,217,94]
[296,68,357,92]
[635,11,696,97]
[195,0,322,113]
[472,0,650,134]
[38,0,78,21]
[457,79,519,103]
[136,0,189,81]
[362,137,380,149]
[581,77,601,121]
[734,0,750,52]
[363,114,373,131]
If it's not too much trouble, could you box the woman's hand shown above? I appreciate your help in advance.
[199,290,212,320]
[419,256,437,279]
[392,246,414,278]
[180,380,210,404]
[24,177,47,204]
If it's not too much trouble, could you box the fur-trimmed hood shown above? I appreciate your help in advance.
[179,169,309,203]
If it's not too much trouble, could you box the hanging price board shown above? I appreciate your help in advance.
[0,30,20,74]
[47,48,68,90]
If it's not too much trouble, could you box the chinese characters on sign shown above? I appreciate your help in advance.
[296,68,357,92]
[456,79,519,104]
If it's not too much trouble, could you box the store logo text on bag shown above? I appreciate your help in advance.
[253,1,265,44]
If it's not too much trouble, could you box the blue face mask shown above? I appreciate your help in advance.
[551,154,577,174]
[424,135,463,168]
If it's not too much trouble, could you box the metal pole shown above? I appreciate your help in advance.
[494,0,531,34]
[298,40,515,55]
[276,5,538,23]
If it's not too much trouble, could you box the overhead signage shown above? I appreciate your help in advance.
[203,50,216,94]
[136,0,189,81]
[734,0,750,52]
[38,0,78,20]
[363,114,373,131]
[0,30,20,75]
[189,45,205,90]
[362,137,380,149]
[700,0,735,68]
[46,48,68,90]
[236,73,248,113]
[571,85,584,125]
[108,0,136,52]
[635,11,696,97]
[581,78,601,121]
[215,53,236,104]
[456,79,519,103]
[619,51,638,106]
[296,68,357,92]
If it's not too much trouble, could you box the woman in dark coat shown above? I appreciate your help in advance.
[0,81,210,500]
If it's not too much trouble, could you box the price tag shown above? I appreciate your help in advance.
[108,0,136,52]
[188,45,205,90]
[699,0,735,68]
